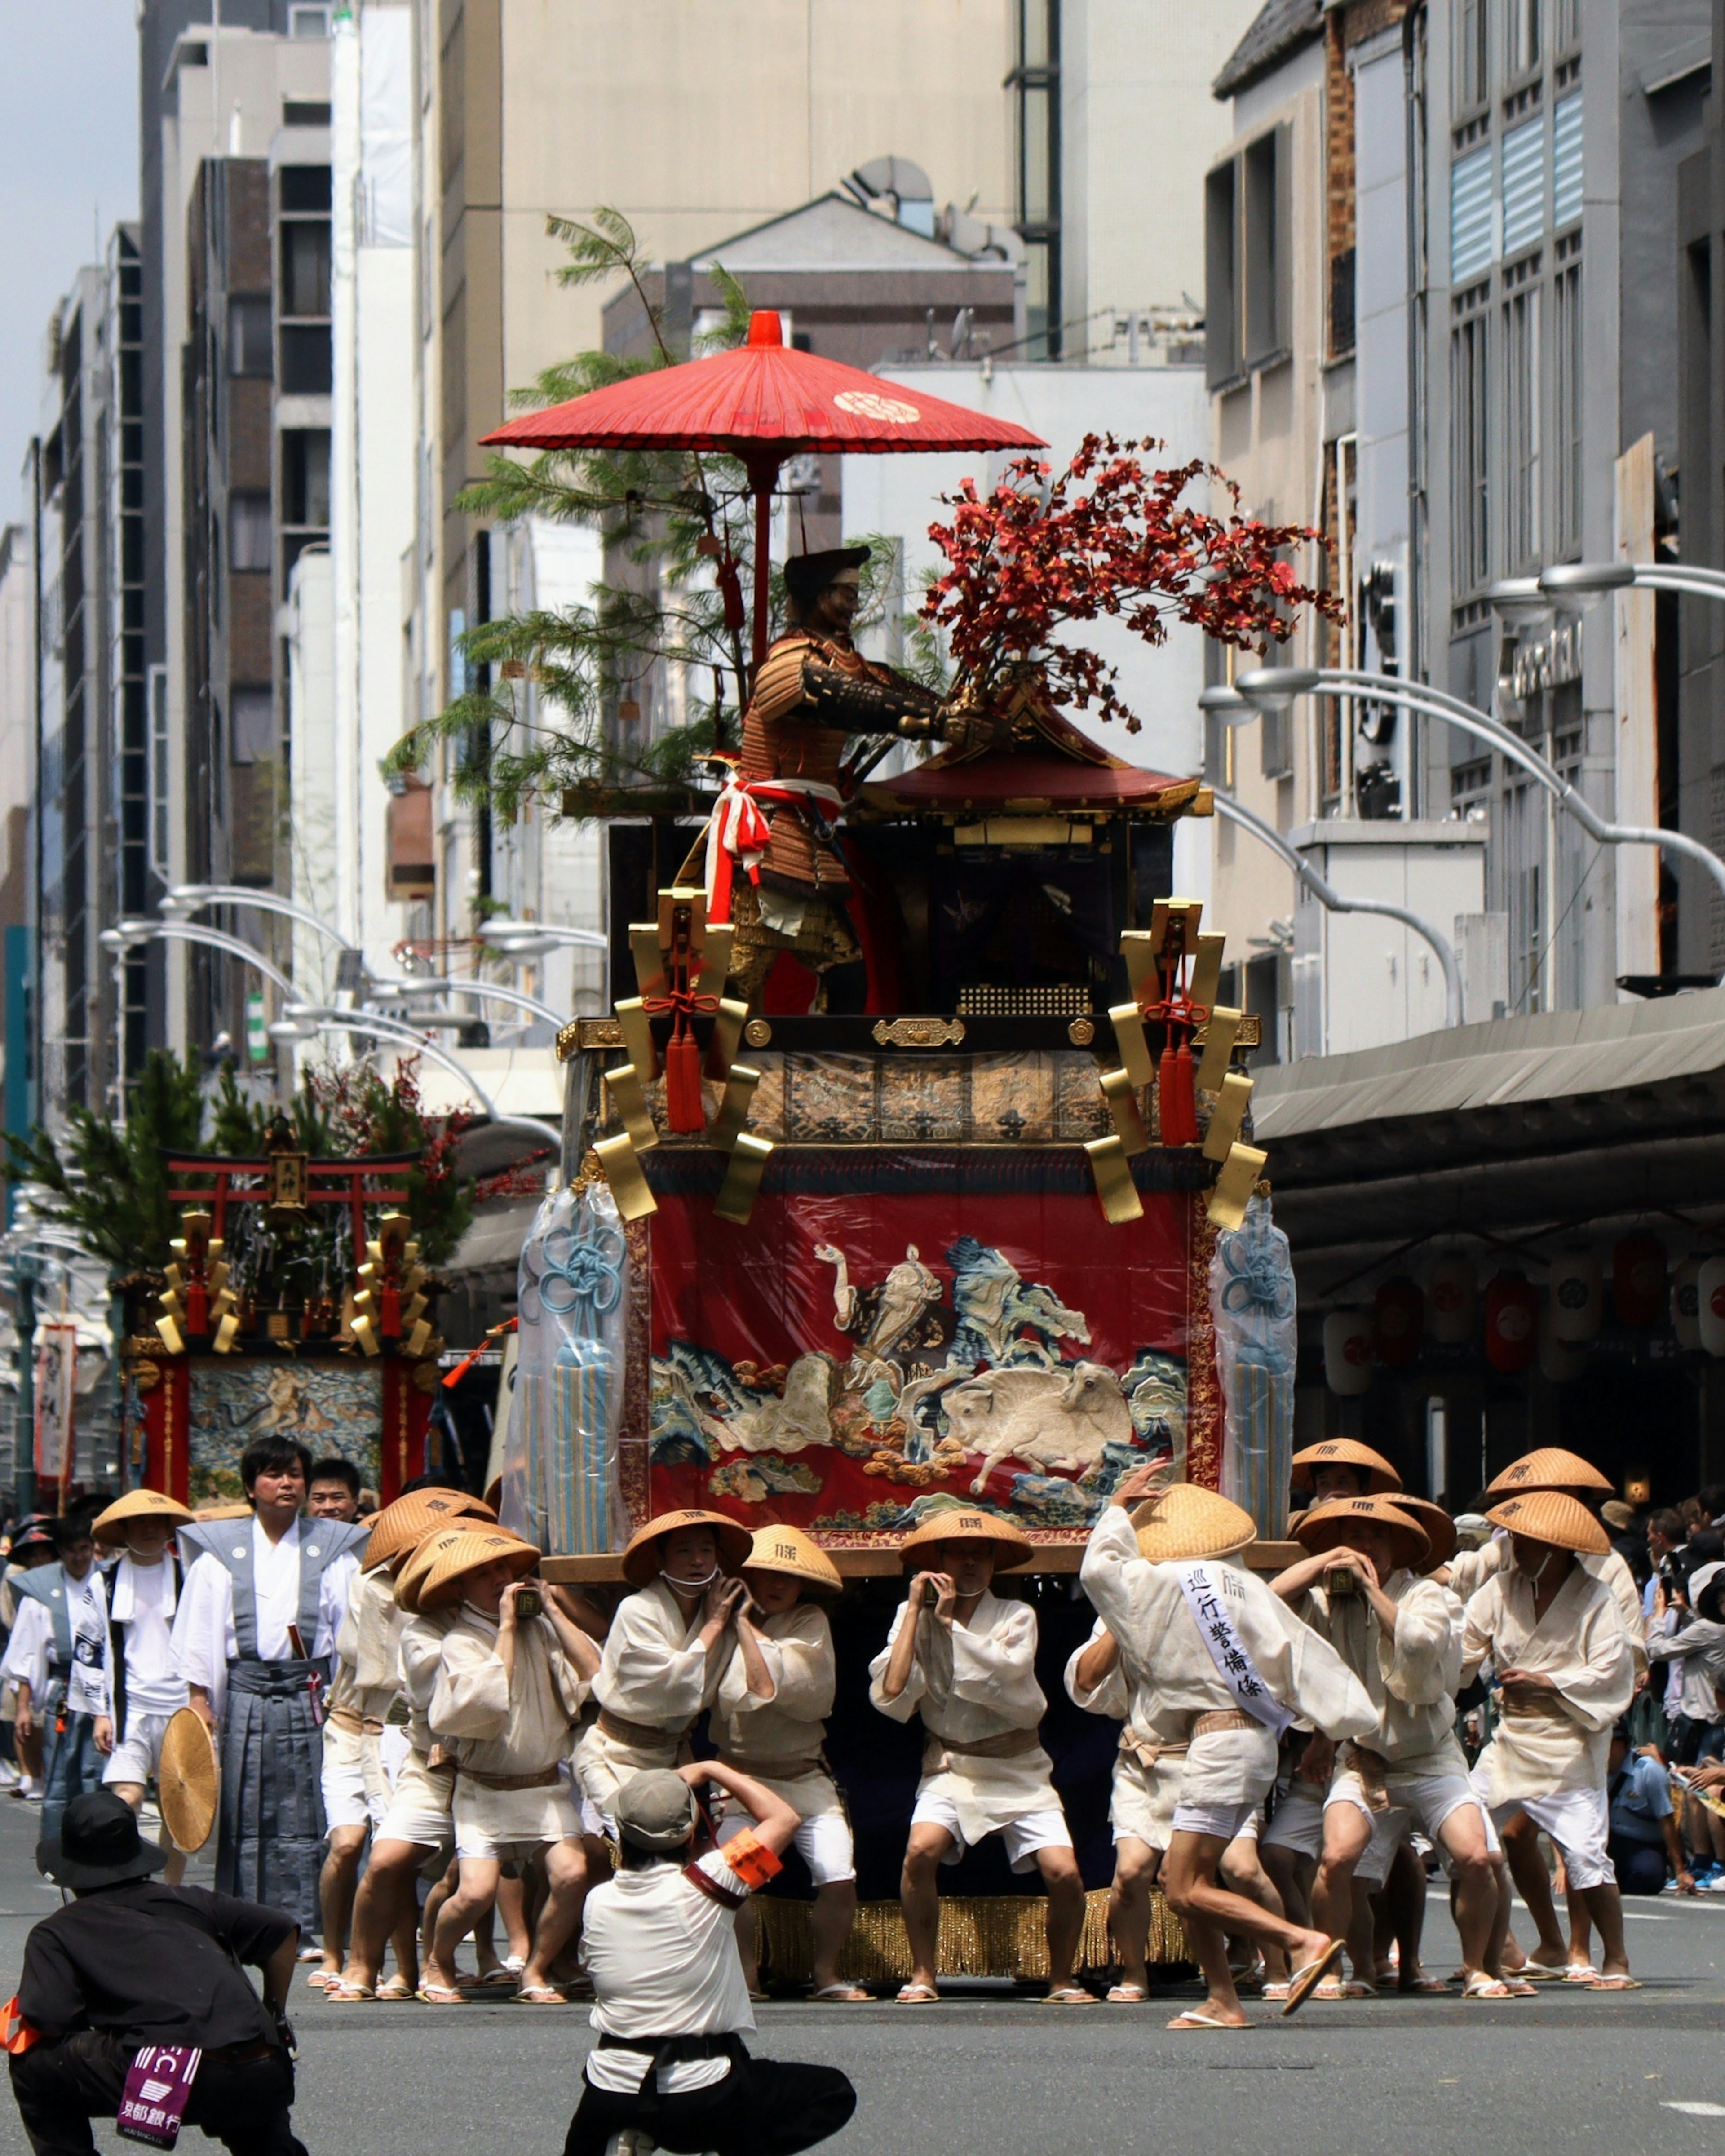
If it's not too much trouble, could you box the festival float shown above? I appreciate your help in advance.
[470,316,1333,1984]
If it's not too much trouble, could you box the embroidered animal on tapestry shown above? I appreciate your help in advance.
[942,1359,1134,1496]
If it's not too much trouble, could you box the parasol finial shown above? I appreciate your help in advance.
[747,311,784,348]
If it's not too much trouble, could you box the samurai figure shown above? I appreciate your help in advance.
[708,546,988,1010]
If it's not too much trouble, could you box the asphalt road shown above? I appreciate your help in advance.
[2,1789,1725,2156]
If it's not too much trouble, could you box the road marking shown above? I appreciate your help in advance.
[1663,2103,1725,2117]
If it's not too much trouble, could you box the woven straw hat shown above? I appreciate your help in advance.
[91,1488,195,1547]
[157,1707,219,1854]
[1130,1482,1257,1563]
[1290,1439,1402,1494]
[1486,1448,1613,1499]
[743,1523,842,1594]
[394,1523,529,1612]
[620,1508,753,1589]
[363,1489,497,1572]
[1485,1489,1611,1556]
[898,1509,1033,1572]
[1294,1494,1431,1574]
[414,1528,541,1611]
[1385,1493,1458,1570]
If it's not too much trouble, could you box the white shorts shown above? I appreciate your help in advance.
[1327,1767,1489,1886]
[102,1709,179,1789]
[1172,1800,1259,1843]
[717,1806,855,1887]
[321,1722,387,1834]
[911,1791,1072,1872]
[1262,1784,1325,1860]
[453,1782,584,1862]
[1490,1783,1614,1891]
[377,1752,456,1851]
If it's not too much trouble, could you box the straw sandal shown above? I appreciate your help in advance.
[305,1968,340,1991]
[1562,1963,1600,1983]
[1498,1977,1539,1998]
[1587,1974,1642,1990]
[512,1986,569,2005]
[1515,1961,1566,1982]
[1167,2008,1246,2031]
[1106,1983,1150,2003]
[325,1982,375,2003]
[376,1977,416,2001]
[1041,1986,1098,2004]
[893,1983,940,2004]
[1460,1974,1516,2001]
[1261,1981,1292,2002]
[1314,1978,1377,2000]
[416,1983,467,2005]
[806,1984,870,2002]
[1281,1939,1345,2018]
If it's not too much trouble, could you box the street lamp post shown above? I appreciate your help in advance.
[368,978,563,1028]
[1232,667,1725,965]
[160,884,359,951]
[478,918,609,955]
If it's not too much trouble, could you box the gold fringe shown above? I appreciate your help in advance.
[753,1889,1188,1984]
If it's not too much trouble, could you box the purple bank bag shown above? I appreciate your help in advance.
[117,2044,202,2148]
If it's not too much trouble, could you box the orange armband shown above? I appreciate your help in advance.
[1,1997,43,2054]
[720,1828,783,1890]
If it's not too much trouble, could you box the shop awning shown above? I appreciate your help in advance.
[1250,987,1725,1282]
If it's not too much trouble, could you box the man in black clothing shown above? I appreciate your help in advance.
[8,1790,305,2156]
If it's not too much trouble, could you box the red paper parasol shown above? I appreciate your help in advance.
[483,310,1045,673]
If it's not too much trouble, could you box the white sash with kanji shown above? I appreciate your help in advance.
[1176,1561,1293,1737]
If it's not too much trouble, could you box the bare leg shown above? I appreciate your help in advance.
[1384,1839,1427,1985]
[1436,1804,1499,1983]
[388,1909,420,1991]
[318,1825,367,1976]
[344,1841,433,1991]
[426,1858,500,1994]
[809,1879,858,1994]
[518,1839,587,1995]
[1162,1829,1334,2006]
[1575,1879,1629,1978]
[496,1868,532,1964]
[1109,1837,1159,1993]
[1310,1802,1371,1948]
[899,1823,955,1994]
[1500,1811,1568,1967]
[1034,1842,1089,1993]
[1257,1843,1312,1982]
[1567,1882,1592,1972]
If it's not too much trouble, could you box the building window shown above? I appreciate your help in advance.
[1500,114,1545,257]
[229,491,272,571]
[1455,0,1490,109]
[1243,125,1291,366]
[1504,0,1542,79]
[1009,0,1061,360]
[1451,301,1491,596]
[1450,143,1494,284]
[147,662,169,880]
[1552,91,1583,228]
[279,326,331,395]
[1553,252,1583,552]
[281,221,331,319]
[288,2,332,31]
[1502,281,1541,570]
[282,429,331,527]
[1553,0,1580,52]
[227,295,271,376]
[1204,159,1240,387]
[230,687,274,765]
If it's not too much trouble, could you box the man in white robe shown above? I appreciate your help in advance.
[2,1518,111,1843]
[90,1490,195,1883]
[1273,1494,1504,1997]
[419,1532,600,2003]
[1082,1465,1377,2027]
[1461,1491,1636,1988]
[575,1509,751,1832]
[870,1510,1088,2005]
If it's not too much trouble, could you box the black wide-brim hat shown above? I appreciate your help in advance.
[38,1789,169,1890]
[784,545,871,611]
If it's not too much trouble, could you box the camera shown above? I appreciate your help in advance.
[514,1585,543,1619]
[1324,1565,1357,1598]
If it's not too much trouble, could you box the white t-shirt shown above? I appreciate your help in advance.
[111,1556,187,1717]
[581,1849,757,2094]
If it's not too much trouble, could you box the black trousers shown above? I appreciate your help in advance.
[10,2032,305,2156]
[566,2056,856,2156]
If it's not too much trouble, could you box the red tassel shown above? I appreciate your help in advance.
[1158,1040,1198,1147]
[664,1025,706,1132]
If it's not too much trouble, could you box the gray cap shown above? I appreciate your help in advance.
[613,1769,698,1851]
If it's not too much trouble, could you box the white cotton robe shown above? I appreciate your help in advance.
[1063,1618,1182,1851]
[431,1603,589,1846]
[868,1587,1064,1850]
[1080,1506,1377,1812]
[575,1580,721,1812]
[1461,1561,1634,1805]
[1448,1535,1646,1674]
[168,1518,356,1721]
[1292,1571,1468,1779]
[711,1602,844,1822]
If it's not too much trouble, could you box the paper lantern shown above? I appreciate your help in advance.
[1698,1256,1725,1358]
[1673,1257,1703,1352]
[1484,1271,1538,1374]
[1538,1294,1586,1384]
[1426,1255,1478,1345]
[1613,1235,1667,1328]
[1323,1310,1373,1395]
[1374,1278,1424,1368]
[1548,1249,1601,1344]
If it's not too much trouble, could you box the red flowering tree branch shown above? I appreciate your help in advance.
[921,434,1342,734]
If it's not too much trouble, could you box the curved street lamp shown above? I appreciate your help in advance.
[1232,667,1725,947]
[1523,561,1725,604]
[160,883,359,950]
[268,1004,562,1152]
[479,917,609,955]
[368,977,563,1028]
[101,918,299,1000]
